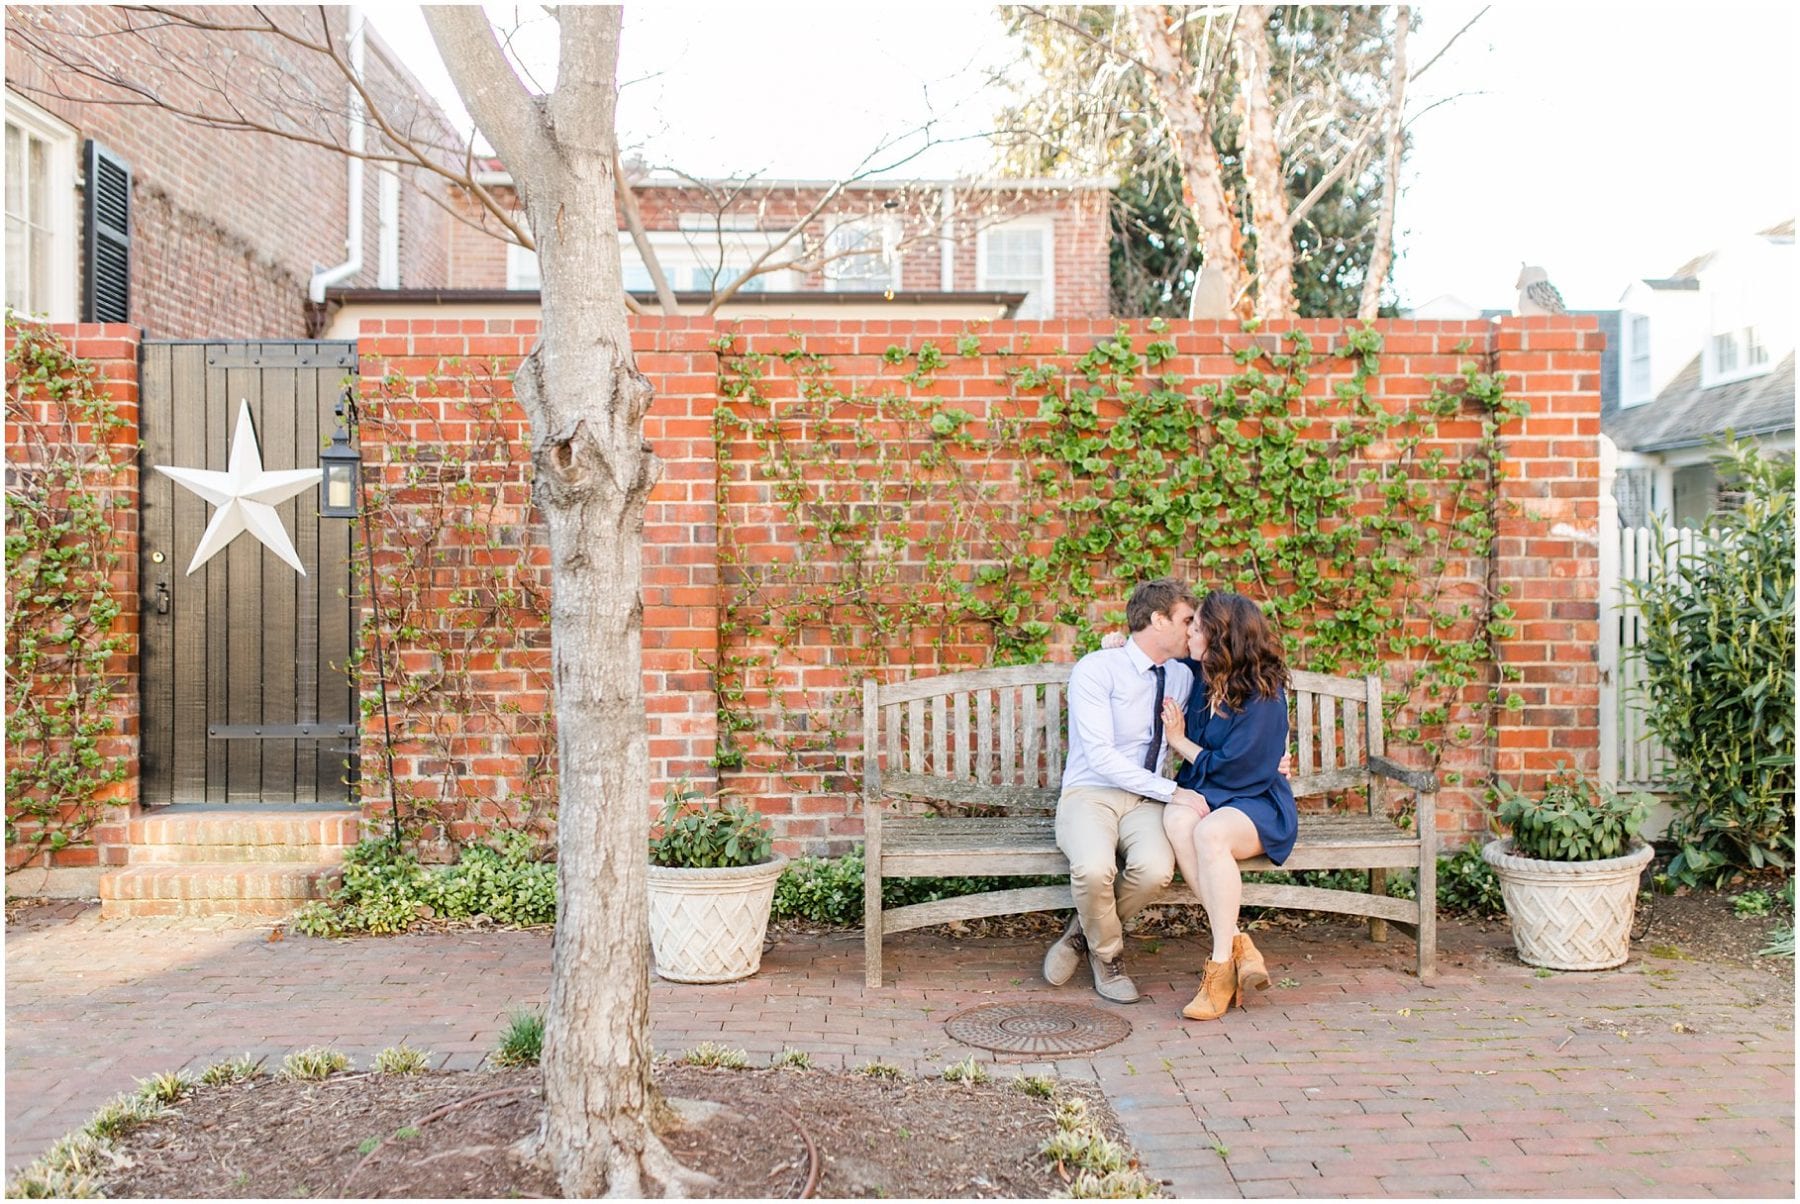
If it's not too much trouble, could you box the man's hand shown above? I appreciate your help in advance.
[1170,787,1210,818]
[1278,751,1294,778]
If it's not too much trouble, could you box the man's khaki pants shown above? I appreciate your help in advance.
[1054,785,1176,962]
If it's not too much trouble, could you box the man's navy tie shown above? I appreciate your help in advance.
[1144,664,1166,772]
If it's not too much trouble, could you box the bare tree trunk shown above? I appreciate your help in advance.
[1231,7,1295,321]
[1129,6,1244,318]
[423,7,705,1197]
[1359,5,1411,320]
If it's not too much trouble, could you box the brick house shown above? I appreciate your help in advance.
[4,5,456,339]
[317,172,1113,337]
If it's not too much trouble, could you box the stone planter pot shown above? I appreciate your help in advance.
[646,855,788,983]
[1482,838,1654,970]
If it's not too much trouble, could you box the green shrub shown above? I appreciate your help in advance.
[1433,841,1505,916]
[1628,439,1795,885]
[1734,890,1773,918]
[293,833,556,937]
[421,830,556,926]
[648,785,773,869]
[1493,768,1652,862]
[493,1010,544,1068]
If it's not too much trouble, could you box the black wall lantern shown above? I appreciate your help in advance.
[319,404,361,518]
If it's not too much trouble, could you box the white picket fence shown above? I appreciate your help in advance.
[1599,523,1707,788]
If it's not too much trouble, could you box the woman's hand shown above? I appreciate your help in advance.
[1100,630,1127,650]
[1161,696,1187,742]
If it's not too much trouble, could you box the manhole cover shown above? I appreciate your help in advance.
[943,1001,1132,1055]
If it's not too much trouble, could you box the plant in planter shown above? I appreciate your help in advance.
[646,785,787,983]
[1482,768,1656,970]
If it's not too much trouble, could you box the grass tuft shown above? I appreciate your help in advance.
[373,1045,434,1075]
[492,1010,544,1068]
[680,1042,750,1070]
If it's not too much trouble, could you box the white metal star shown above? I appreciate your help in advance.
[155,400,322,576]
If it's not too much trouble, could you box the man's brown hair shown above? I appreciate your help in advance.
[1125,577,1199,632]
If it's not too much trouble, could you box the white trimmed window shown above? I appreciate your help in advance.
[1710,330,1740,378]
[978,218,1054,318]
[1625,313,1651,405]
[1745,326,1768,367]
[619,230,794,295]
[4,91,78,321]
[823,219,900,292]
[505,243,541,291]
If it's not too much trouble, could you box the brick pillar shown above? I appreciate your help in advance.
[4,323,142,885]
[1490,316,1605,794]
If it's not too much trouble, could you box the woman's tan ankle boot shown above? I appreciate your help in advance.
[1232,932,1271,1003]
[1181,958,1238,1021]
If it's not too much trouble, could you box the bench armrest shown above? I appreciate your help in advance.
[1368,755,1438,793]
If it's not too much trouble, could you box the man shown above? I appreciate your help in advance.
[1045,577,1213,1003]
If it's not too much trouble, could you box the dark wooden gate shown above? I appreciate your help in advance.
[138,341,358,804]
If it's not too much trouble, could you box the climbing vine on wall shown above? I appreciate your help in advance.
[352,360,557,853]
[4,317,134,868]
[714,323,1526,790]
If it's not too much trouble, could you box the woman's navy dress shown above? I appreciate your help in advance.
[1173,660,1298,865]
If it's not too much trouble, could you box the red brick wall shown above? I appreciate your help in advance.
[348,315,1604,855]
[1491,318,1605,791]
[4,323,142,871]
[6,6,452,338]
[4,316,1603,869]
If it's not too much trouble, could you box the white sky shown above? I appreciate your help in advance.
[370,3,1798,312]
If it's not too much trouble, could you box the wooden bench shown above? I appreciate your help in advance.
[861,663,1440,988]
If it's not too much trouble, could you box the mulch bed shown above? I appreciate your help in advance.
[94,1067,1130,1199]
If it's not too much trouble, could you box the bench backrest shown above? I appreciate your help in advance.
[863,663,1387,814]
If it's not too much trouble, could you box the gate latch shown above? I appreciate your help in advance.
[155,581,170,615]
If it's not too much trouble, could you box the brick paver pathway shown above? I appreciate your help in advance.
[6,903,1793,1197]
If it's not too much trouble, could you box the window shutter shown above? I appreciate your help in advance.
[82,139,131,323]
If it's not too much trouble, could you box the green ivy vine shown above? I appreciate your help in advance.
[352,358,558,852]
[713,322,1527,793]
[4,317,134,868]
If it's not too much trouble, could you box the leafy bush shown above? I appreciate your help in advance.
[1493,768,1652,862]
[1734,890,1772,919]
[293,833,555,936]
[648,786,773,869]
[1434,841,1505,916]
[1628,440,1795,885]
[420,830,556,926]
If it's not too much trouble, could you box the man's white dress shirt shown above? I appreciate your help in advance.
[1060,636,1195,802]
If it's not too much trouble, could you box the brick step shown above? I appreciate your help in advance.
[126,808,361,865]
[98,862,343,920]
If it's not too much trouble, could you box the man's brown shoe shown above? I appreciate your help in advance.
[1043,915,1087,986]
[1181,958,1238,1021]
[1088,951,1140,1004]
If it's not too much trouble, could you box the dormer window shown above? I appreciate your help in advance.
[1746,326,1768,367]
[1625,313,1651,405]
[1711,331,1740,377]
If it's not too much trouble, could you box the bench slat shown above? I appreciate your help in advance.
[908,698,925,775]
[1022,685,1040,786]
[932,695,947,776]
[1298,690,1314,774]
[1289,669,1372,700]
[953,693,970,780]
[1321,693,1337,772]
[880,774,1059,812]
[877,663,1072,703]
[1046,684,1062,788]
[977,690,994,785]
[999,686,1016,783]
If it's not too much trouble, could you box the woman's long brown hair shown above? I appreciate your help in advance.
[1196,591,1289,714]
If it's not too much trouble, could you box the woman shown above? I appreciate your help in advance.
[1160,591,1296,1022]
